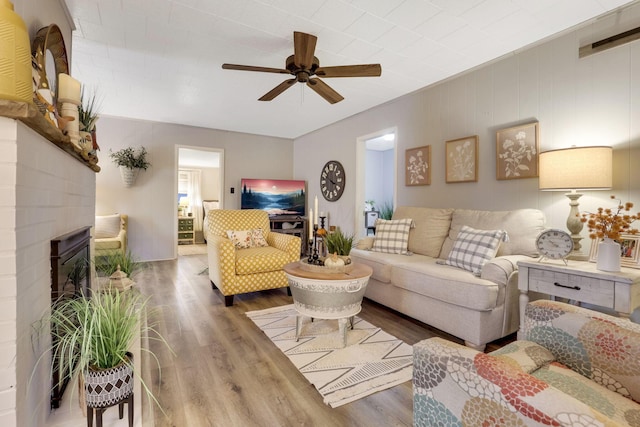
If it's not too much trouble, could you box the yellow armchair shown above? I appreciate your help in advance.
[206,209,301,306]
[94,214,128,259]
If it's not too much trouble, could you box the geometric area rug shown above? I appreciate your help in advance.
[246,304,413,407]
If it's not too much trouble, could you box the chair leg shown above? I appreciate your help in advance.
[87,406,93,427]
[224,295,234,306]
[286,286,292,296]
[128,394,134,427]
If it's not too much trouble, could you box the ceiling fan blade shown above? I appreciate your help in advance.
[306,78,344,104]
[222,63,289,74]
[293,31,317,69]
[259,78,297,101]
[315,64,382,78]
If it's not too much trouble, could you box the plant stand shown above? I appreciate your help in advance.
[87,393,133,427]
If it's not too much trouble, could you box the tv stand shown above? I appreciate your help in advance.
[270,216,308,256]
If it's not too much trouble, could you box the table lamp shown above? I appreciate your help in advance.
[178,196,189,216]
[538,146,612,259]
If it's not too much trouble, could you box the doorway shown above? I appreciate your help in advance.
[355,128,397,238]
[176,146,224,256]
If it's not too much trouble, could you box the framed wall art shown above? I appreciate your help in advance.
[496,121,539,180]
[405,145,431,186]
[588,234,640,269]
[445,136,478,183]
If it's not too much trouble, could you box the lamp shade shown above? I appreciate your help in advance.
[538,146,612,190]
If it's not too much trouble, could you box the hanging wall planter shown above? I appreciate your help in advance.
[110,146,151,188]
[119,166,139,187]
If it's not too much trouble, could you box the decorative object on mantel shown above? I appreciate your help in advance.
[31,24,69,130]
[539,146,612,260]
[110,146,151,187]
[581,195,639,272]
[0,0,32,103]
[58,73,81,148]
[78,86,101,154]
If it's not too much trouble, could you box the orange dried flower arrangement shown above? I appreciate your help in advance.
[580,195,640,240]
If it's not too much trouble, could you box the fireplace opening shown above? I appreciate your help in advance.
[50,226,91,409]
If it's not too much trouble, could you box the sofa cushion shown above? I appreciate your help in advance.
[372,218,413,255]
[349,248,410,283]
[444,225,508,276]
[390,256,500,311]
[95,214,121,239]
[531,362,640,425]
[235,246,290,275]
[439,208,545,259]
[392,207,453,257]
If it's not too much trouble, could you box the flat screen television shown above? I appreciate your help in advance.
[240,178,306,216]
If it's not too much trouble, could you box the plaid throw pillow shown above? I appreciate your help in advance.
[445,225,509,276]
[372,218,413,255]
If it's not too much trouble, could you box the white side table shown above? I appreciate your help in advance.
[517,260,640,339]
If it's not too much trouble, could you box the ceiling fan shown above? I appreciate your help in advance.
[222,31,382,104]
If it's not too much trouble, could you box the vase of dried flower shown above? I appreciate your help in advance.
[597,238,621,272]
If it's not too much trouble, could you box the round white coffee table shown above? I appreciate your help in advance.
[283,262,373,348]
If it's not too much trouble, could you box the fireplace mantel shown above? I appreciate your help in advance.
[0,99,100,172]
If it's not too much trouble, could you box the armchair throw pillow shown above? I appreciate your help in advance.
[444,225,509,276]
[95,214,122,239]
[371,218,413,255]
[226,229,253,249]
[226,228,269,249]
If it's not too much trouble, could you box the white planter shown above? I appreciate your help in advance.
[596,238,621,272]
[119,166,139,187]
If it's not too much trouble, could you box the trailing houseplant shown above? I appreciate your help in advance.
[36,287,171,412]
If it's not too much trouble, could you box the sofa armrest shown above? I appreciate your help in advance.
[207,235,237,291]
[266,232,301,262]
[480,255,532,287]
[413,337,614,426]
[115,228,127,253]
[524,300,640,402]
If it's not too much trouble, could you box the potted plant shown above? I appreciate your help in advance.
[324,228,355,263]
[78,87,100,154]
[109,146,151,187]
[379,201,394,220]
[39,287,170,414]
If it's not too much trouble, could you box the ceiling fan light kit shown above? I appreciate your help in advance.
[222,31,382,104]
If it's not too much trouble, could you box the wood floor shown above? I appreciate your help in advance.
[135,254,514,427]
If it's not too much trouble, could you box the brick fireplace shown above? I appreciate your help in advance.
[0,118,96,426]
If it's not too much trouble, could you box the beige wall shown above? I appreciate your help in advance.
[294,3,640,243]
[95,116,293,261]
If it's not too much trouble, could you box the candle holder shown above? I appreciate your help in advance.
[307,224,323,265]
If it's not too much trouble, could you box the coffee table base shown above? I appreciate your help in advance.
[295,315,355,348]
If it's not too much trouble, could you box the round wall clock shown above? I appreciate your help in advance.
[320,160,345,201]
[536,229,573,264]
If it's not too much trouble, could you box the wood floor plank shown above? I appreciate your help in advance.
[136,254,513,426]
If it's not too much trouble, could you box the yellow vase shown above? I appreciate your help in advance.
[0,0,32,103]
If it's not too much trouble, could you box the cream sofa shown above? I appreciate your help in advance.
[349,206,545,350]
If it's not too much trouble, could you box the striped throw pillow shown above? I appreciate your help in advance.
[372,218,413,255]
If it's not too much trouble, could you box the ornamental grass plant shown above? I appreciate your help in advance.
[325,229,355,256]
[34,287,172,411]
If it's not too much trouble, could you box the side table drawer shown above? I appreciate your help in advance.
[528,268,614,308]
[178,232,193,240]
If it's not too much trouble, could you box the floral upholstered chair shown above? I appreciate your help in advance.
[413,300,640,426]
[206,209,301,306]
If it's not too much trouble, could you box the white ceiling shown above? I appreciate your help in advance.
[64,0,636,139]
